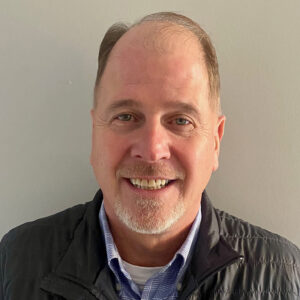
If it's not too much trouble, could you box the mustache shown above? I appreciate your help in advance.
[116,162,185,180]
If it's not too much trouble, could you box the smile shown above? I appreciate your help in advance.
[129,178,171,190]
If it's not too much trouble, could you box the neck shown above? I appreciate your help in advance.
[108,218,193,267]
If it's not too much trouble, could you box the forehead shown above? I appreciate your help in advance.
[97,22,209,105]
[113,21,202,58]
[112,24,204,74]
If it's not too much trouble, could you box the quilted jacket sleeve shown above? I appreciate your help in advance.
[0,235,6,300]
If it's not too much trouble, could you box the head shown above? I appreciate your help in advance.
[90,12,225,235]
[94,13,221,112]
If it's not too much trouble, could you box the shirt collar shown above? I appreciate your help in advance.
[99,202,201,270]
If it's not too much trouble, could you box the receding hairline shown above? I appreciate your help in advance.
[94,12,221,114]
[109,21,203,59]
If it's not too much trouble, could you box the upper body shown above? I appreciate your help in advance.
[1,190,299,299]
[1,11,299,299]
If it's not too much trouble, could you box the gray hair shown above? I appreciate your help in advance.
[94,12,221,113]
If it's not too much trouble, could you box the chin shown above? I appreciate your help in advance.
[114,198,185,235]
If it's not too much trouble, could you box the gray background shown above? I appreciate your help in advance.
[1,0,299,246]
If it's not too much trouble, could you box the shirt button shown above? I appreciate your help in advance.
[177,283,182,291]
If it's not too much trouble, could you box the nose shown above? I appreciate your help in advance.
[130,120,171,162]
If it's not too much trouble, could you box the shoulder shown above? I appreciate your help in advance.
[215,208,300,296]
[1,190,104,252]
[216,208,300,258]
[0,191,103,298]
[1,201,88,253]
[0,200,94,279]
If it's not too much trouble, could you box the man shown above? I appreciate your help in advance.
[0,12,299,300]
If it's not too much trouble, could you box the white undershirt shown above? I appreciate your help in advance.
[121,259,164,292]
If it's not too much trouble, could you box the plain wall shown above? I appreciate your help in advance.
[1,0,299,246]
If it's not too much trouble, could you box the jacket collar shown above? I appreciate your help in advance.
[178,191,242,299]
[40,190,115,299]
[41,190,242,299]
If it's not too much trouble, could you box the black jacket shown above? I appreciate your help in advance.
[1,190,299,299]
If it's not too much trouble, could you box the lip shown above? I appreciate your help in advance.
[123,176,176,180]
[122,178,177,196]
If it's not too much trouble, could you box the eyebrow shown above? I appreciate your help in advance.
[104,98,201,119]
[163,100,201,118]
[105,99,142,115]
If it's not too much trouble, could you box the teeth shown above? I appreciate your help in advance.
[148,179,156,187]
[129,178,170,190]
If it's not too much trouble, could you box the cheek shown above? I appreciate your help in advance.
[91,130,128,175]
[178,137,215,185]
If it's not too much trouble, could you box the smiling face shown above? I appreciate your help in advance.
[91,23,225,235]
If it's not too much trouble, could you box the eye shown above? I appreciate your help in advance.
[111,113,141,128]
[116,114,134,122]
[175,117,191,125]
[166,115,195,134]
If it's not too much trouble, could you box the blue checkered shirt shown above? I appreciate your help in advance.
[99,204,201,300]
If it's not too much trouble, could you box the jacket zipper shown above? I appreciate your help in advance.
[184,255,244,300]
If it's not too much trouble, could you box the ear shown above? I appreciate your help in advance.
[212,115,226,172]
[90,109,95,127]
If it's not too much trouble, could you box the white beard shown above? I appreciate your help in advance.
[114,195,185,234]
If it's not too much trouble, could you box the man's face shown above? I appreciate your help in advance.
[91,23,225,235]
